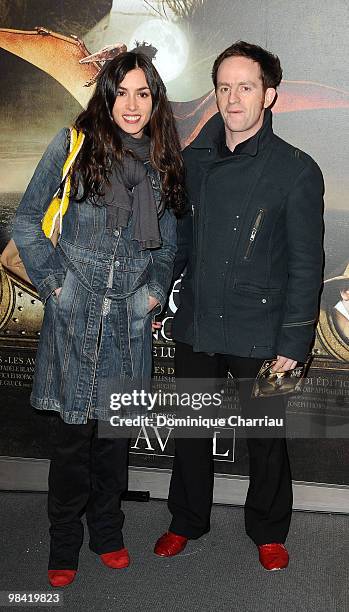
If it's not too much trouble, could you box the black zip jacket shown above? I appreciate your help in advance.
[172,109,324,362]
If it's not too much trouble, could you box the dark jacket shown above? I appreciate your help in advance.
[172,110,324,362]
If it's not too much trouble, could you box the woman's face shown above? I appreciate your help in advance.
[112,67,153,139]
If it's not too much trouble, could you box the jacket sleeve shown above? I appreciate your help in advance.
[12,128,69,303]
[275,156,324,362]
[172,205,192,281]
[148,207,177,313]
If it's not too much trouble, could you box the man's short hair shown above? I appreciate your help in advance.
[212,40,282,91]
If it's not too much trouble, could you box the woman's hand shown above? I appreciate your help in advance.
[148,295,159,312]
[148,295,162,331]
[152,320,162,330]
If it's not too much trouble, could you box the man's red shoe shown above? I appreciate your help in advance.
[48,570,77,587]
[100,548,130,569]
[258,543,289,571]
[154,532,188,557]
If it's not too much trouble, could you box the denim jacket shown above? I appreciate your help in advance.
[12,128,177,423]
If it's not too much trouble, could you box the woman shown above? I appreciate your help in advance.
[12,50,184,587]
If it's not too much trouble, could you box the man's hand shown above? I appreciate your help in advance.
[272,355,297,372]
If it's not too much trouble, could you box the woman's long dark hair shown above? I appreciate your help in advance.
[71,51,185,214]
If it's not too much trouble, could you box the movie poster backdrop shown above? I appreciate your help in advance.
[0,0,348,485]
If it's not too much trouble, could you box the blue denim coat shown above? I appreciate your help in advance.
[12,129,177,424]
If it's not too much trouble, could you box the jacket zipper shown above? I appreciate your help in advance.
[85,313,103,422]
[244,209,265,260]
[86,231,121,421]
[193,172,210,345]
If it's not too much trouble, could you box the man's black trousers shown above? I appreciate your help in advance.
[168,341,293,545]
[48,418,129,569]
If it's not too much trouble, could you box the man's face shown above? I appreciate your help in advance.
[215,56,276,144]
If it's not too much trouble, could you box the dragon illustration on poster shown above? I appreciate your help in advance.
[0,27,349,147]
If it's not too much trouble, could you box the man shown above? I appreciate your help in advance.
[154,41,324,570]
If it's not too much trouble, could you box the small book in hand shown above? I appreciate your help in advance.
[251,357,312,399]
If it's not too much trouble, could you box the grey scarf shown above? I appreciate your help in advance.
[105,132,165,249]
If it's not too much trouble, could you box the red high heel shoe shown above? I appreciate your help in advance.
[48,569,77,587]
[100,548,130,569]
[258,543,289,570]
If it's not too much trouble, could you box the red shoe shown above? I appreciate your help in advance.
[100,548,130,569]
[154,532,188,557]
[258,543,289,571]
[48,570,77,587]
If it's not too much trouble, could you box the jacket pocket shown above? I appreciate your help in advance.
[244,209,265,260]
[234,282,282,295]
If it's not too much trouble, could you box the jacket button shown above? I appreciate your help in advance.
[114,229,119,237]
[262,298,267,303]
[219,315,223,318]
[115,261,120,267]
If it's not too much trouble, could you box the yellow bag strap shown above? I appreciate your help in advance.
[41,127,85,238]
[62,127,85,181]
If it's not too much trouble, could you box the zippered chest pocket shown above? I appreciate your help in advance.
[244,209,265,260]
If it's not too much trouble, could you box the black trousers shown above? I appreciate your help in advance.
[168,342,293,545]
[48,418,129,569]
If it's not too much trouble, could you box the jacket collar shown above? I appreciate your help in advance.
[189,108,274,157]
